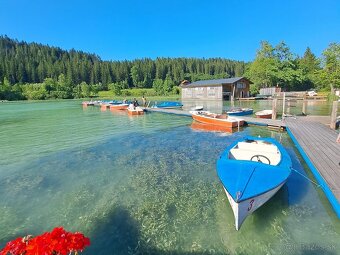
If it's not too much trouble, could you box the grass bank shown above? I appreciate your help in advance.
[98,88,181,102]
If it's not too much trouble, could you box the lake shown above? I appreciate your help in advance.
[0,100,339,255]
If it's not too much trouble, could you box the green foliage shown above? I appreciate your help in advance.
[108,82,123,96]
[320,43,340,90]
[130,65,143,88]
[245,40,338,94]
[172,86,181,95]
[163,74,175,95]
[21,83,48,100]
[249,83,259,95]
[121,88,158,97]
[152,79,164,95]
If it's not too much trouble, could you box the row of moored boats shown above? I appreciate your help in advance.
[83,100,144,115]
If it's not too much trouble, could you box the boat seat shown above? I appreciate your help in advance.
[215,114,228,119]
[229,148,281,165]
[237,141,278,153]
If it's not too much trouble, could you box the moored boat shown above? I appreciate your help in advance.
[191,105,204,111]
[216,136,292,230]
[255,110,273,119]
[82,101,95,106]
[189,111,244,128]
[109,103,129,111]
[226,108,253,116]
[127,105,144,115]
[100,103,112,110]
[151,101,183,109]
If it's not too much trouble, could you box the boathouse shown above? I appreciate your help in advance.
[180,77,252,101]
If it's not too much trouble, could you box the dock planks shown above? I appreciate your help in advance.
[285,117,340,217]
[241,116,286,129]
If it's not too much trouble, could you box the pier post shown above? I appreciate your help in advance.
[282,92,286,117]
[330,101,338,130]
[272,98,277,120]
[302,99,307,116]
[287,100,291,115]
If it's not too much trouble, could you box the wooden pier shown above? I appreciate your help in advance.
[145,107,340,218]
[285,117,340,218]
[145,108,286,128]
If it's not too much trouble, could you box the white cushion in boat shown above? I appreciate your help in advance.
[237,141,278,153]
[229,146,281,165]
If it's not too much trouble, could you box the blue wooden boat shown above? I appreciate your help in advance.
[226,108,253,116]
[151,101,183,109]
[216,136,292,230]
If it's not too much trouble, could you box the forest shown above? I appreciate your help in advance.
[0,35,339,100]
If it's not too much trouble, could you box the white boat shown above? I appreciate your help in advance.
[216,136,292,230]
[255,109,273,119]
[191,105,204,111]
[127,104,144,115]
[190,111,244,128]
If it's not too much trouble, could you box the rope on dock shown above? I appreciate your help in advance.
[291,167,321,188]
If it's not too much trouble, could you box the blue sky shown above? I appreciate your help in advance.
[1,0,339,61]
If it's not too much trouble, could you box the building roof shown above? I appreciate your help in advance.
[182,77,251,88]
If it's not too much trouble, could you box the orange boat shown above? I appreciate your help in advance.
[191,121,240,133]
[127,106,144,115]
[109,103,129,111]
[100,104,111,111]
[255,110,273,119]
[189,111,244,128]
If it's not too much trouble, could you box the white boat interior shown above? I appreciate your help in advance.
[255,110,273,116]
[192,105,204,111]
[229,140,281,165]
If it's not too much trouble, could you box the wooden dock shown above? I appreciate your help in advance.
[145,108,286,128]
[285,117,340,218]
[241,116,286,129]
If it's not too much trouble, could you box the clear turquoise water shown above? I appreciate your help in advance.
[0,100,339,255]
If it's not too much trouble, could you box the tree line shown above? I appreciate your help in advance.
[0,36,245,100]
[245,41,339,95]
[0,35,339,100]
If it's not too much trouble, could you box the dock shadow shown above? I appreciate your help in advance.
[85,206,226,255]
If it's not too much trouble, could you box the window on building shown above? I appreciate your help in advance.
[207,87,217,97]
[236,82,245,89]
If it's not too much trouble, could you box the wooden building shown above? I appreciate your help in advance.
[180,77,252,101]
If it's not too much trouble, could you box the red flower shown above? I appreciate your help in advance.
[68,232,90,252]
[0,227,90,255]
[0,237,26,255]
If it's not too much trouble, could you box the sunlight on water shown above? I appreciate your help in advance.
[0,100,339,255]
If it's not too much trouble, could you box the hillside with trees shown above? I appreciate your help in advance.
[0,36,245,100]
[0,35,339,100]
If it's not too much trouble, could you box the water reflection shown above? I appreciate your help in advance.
[182,100,224,113]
